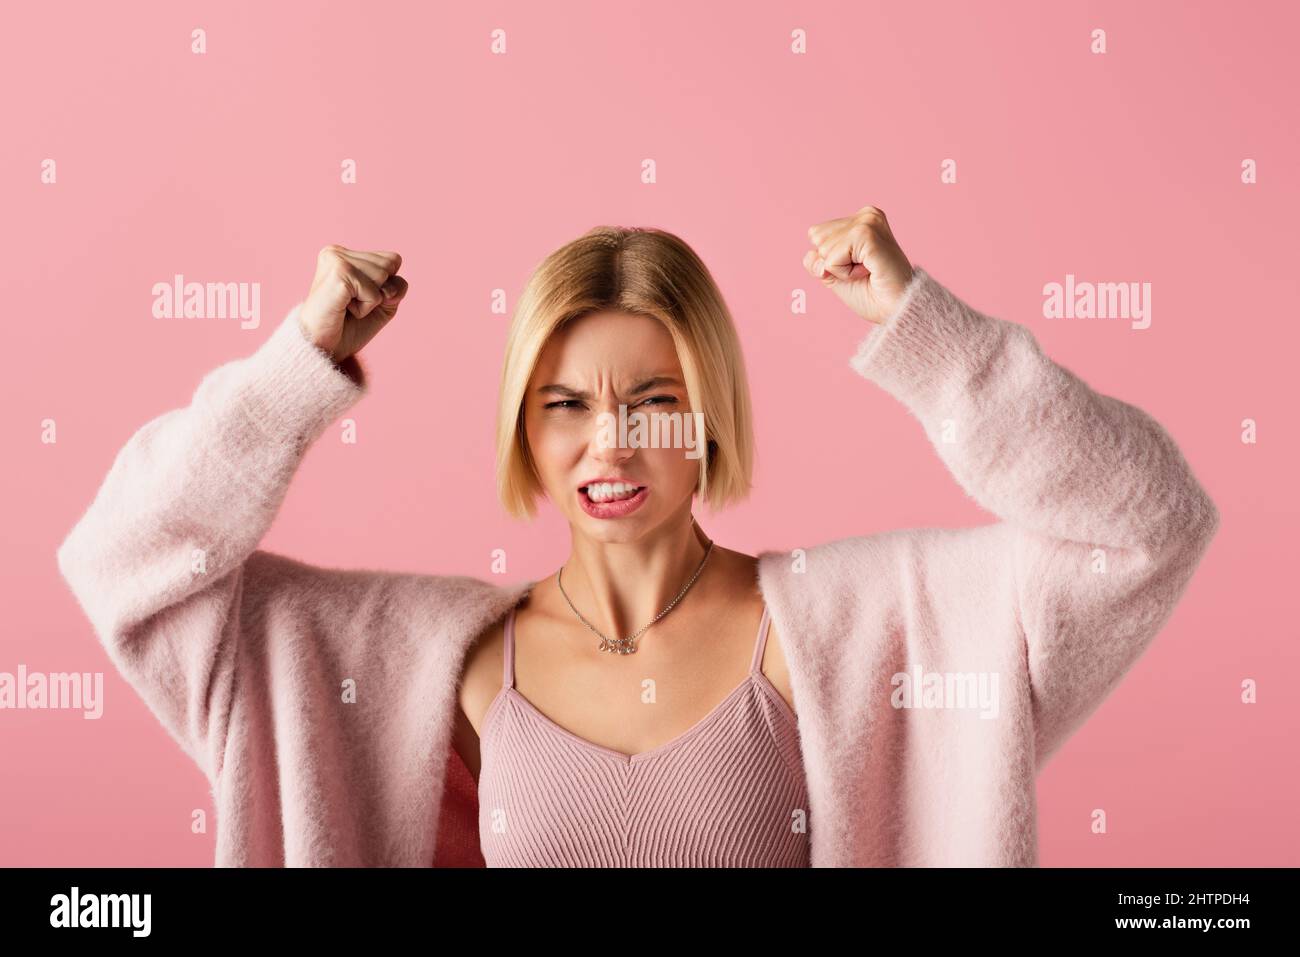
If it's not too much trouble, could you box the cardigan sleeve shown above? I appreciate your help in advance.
[848,266,1220,770]
[55,303,369,787]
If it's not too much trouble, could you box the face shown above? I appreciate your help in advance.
[523,311,703,543]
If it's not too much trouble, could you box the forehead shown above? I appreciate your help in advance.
[533,310,681,376]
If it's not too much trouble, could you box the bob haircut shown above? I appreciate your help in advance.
[496,225,755,521]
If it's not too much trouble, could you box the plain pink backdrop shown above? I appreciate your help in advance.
[2,0,1296,866]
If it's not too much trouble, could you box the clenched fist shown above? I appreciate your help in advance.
[803,207,914,325]
[298,245,409,362]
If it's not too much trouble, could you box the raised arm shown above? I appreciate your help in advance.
[806,208,1219,769]
[55,246,407,784]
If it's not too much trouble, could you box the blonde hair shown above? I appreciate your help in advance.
[496,225,755,521]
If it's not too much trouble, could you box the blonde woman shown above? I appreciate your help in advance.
[57,208,1219,867]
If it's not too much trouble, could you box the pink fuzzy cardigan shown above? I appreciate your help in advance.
[55,265,1219,867]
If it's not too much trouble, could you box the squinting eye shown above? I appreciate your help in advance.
[544,397,677,410]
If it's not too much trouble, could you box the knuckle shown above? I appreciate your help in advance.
[318,244,347,266]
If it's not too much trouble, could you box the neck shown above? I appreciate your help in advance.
[558,508,713,640]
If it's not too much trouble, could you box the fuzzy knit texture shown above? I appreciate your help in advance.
[55,264,1219,867]
[478,603,810,866]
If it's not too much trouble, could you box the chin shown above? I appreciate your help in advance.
[574,516,652,542]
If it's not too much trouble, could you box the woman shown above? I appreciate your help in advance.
[56,207,1219,867]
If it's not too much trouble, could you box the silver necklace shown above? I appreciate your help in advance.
[557,517,715,655]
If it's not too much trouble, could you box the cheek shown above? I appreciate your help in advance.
[643,447,702,488]
[526,420,582,479]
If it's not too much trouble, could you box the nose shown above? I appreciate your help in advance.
[585,400,636,463]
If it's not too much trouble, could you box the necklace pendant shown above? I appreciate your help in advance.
[597,636,637,654]
[559,527,713,663]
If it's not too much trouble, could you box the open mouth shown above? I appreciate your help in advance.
[577,483,649,517]
[580,483,645,504]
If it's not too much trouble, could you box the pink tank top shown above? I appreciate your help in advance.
[477,603,811,867]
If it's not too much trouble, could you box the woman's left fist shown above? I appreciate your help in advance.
[804,206,914,325]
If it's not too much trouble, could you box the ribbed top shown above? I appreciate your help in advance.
[477,603,811,867]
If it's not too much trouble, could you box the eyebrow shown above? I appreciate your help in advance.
[536,376,683,400]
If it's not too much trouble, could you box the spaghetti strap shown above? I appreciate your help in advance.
[477,592,811,868]
[502,607,517,690]
[749,604,772,675]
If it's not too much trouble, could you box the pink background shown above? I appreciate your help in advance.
[2,0,1296,866]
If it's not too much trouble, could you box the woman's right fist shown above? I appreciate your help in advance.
[298,245,408,361]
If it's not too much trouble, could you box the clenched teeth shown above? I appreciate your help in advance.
[585,482,642,502]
